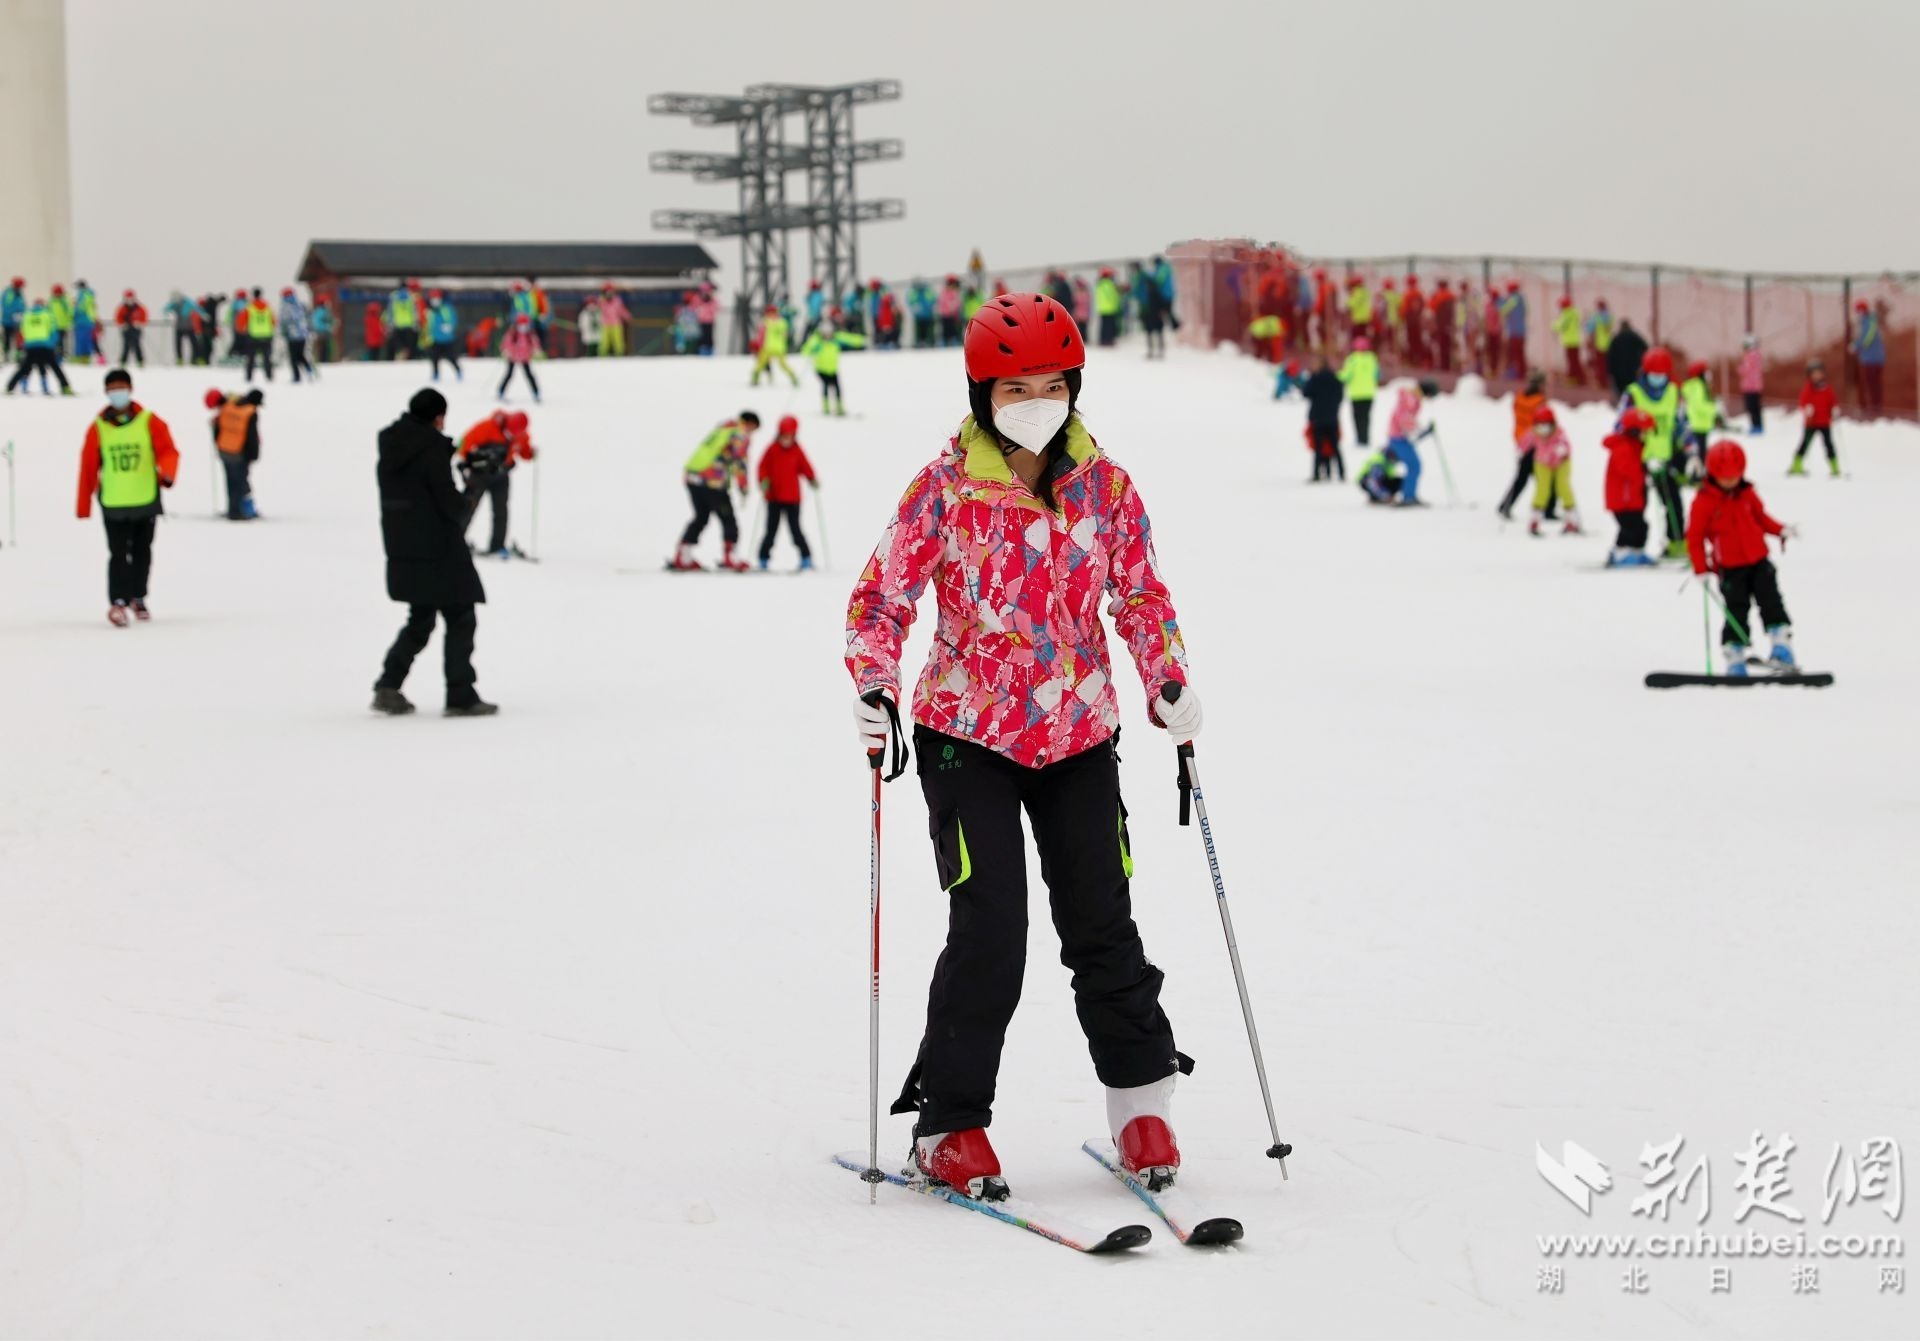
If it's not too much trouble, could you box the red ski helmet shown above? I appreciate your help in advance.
[1619,407,1656,434]
[8,276,21,287]
[1855,300,1869,313]
[52,283,65,294]
[777,414,799,436]
[1641,347,1674,378]
[1705,440,1747,479]
[1506,281,1520,294]
[203,388,225,409]
[123,288,136,299]
[964,292,1086,380]
[1383,278,1396,290]
[1557,296,1572,308]
[1351,335,1372,352]
[1532,405,1557,429]
[503,412,529,434]
[1686,359,1709,379]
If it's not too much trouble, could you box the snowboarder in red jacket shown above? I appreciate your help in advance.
[1686,440,1799,674]
[1789,360,1840,477]
[755,414,817,570]
[1603,408,1655,566]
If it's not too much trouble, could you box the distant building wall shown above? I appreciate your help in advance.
[0,0,72,290]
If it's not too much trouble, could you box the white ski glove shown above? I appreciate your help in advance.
[1153,686,1202,744]
[854,692,894,753]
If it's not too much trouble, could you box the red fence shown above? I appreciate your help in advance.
[1168,240,1918,417]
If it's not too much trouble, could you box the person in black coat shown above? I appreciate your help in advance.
[371,387,496,716]
[1606,320,1650,398]
[1302,357,1347,481]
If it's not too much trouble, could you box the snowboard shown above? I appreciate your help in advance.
[1645,671,1834,689]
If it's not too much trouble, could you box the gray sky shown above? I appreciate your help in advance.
[67,0,1920,298]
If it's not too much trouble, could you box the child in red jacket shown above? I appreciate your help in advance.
[1687,440,1800,674]
[755,414,818,571]
[1789,359,1840,477]
[1603,407,1655,566]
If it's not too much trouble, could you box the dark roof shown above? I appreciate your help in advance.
[298,240,718,284]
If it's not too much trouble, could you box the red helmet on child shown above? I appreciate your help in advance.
[777,414,799,436]
[1352,335,1372,352]
[1619,408,1656,434]
[1532,405,1557,429]
[1641,347,1673,377]
[1705,440,1747,480]
[1855,300,1869,313]
[1557,296,1572,308]
[1383,279,1396,290]
[505,411,529,433]
[1686,359,1709,379]
[203,388,226,409]
[964,292,1086,380]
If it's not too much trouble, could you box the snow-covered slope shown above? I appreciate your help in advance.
[3,347,1914,1338]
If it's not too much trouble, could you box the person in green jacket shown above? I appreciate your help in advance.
[1678,359,1724,480]
[1338,336,1382,445]
[1622,347,1687,557]
[801,315,866,415]
[751,306,799,387]
[48,284,74,356]
[386,281,419,361]
[1553,298,1585,385]
[1346,277,1374,343]
[1094,267,1124,347]
[4,298,74,395]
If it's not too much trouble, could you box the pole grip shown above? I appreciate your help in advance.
[1163,684,1194,826]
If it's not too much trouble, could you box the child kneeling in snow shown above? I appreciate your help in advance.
[1603,408,1655,565]
[1687,439,1800,676]
[1358,448,1405,504]
[1526,405,1580,535]
[1383,379,1440,507]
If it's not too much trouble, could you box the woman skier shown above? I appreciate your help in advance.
[845,292,1200,1201]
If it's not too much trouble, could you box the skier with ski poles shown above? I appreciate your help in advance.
[846,292,1200,1202]
[1686,440,1801,676]
[1621,347,1688,558]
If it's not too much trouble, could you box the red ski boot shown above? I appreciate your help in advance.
[1109,1076,1180,1191]
[107,602,130,627]
[666,544,704,572]
[914,1128,1008,1201]
[719,542,751,573]
[130,599,151,622]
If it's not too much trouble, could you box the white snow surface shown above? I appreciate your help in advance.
[2,348,1916,1339]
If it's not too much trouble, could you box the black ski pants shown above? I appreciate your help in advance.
[430,342,461,380]
[103,516,156,602]
[384,329,416,361]
[891,727,1183,1137]
[681,484,738,546]
[1718,558,1789,648]
[1744,391,1763,434]
[244,338,273,382]
[1,324,16,357]
[758,500,809,562]
[1309,421,1343,480]
[222,454,252,518]
[1651,463,1685,547]
[819,371,842,408]
[119,329,145,366]
[468,472,510,553]
[498,361,538,397]
[1351,397,1373,447]
[6,347,70,392]
[1612,509,1648,551]
[1794,425,1835,464]
[376,604,478,705]
[286,335,313,382]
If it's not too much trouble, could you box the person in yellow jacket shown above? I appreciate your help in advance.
[78,369,180,624]
[670,412,760,571]
[750,306,799,387]
[1678,359,1724,480]
[48,284,74,356]
[1552,297,1585,385]
[243,288,277,383]
[1346,276,1374,343]
[1093,267,1124,347]
[801,316,866,415]
[1338,335,1382,445]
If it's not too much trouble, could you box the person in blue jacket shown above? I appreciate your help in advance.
[1,276,26,357]
[1500,282,1528,379]
[1132,261,1169,358]
[908,278,936,347]
[72,280,101,360]
[1148,256,1179,331]
[1853,299,1886,416]
[308,299,334,369]
[802,280,826,343]
[3,297,74,395]
[279,287,315,382]
[427,290,463,382]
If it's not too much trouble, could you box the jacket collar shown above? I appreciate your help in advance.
[957,414,1097,485]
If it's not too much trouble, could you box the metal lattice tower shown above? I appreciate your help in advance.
[650,80,903,337]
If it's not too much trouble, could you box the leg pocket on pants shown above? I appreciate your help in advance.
[930,808,971,892]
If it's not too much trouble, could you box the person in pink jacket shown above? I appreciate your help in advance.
[597,284,631,357]
[1738,335,1765,435]
[497,315,540,403]
[1526,405,1580,535]
[934,276,964,346]
[691,285,718,355]
[845,291,1199,1204]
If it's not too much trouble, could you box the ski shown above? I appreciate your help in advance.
[831,1152,1150,1254]
[1082,1139,1244,1246]
[1645,671,1834,689]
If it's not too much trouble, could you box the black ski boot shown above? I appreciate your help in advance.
[371,687,415,715]
[443,698,499,718]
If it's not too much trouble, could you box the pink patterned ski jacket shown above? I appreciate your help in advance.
[845,416,1189,769]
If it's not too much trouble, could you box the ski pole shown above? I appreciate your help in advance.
[1426,427,1459,507]
[1163,684,1292,1177]
[813,484,832,572]
[859,691,909,1202]
[1679,573,1751,652]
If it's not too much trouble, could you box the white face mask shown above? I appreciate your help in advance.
[107,389,132,410]
[993,396,1070,454]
